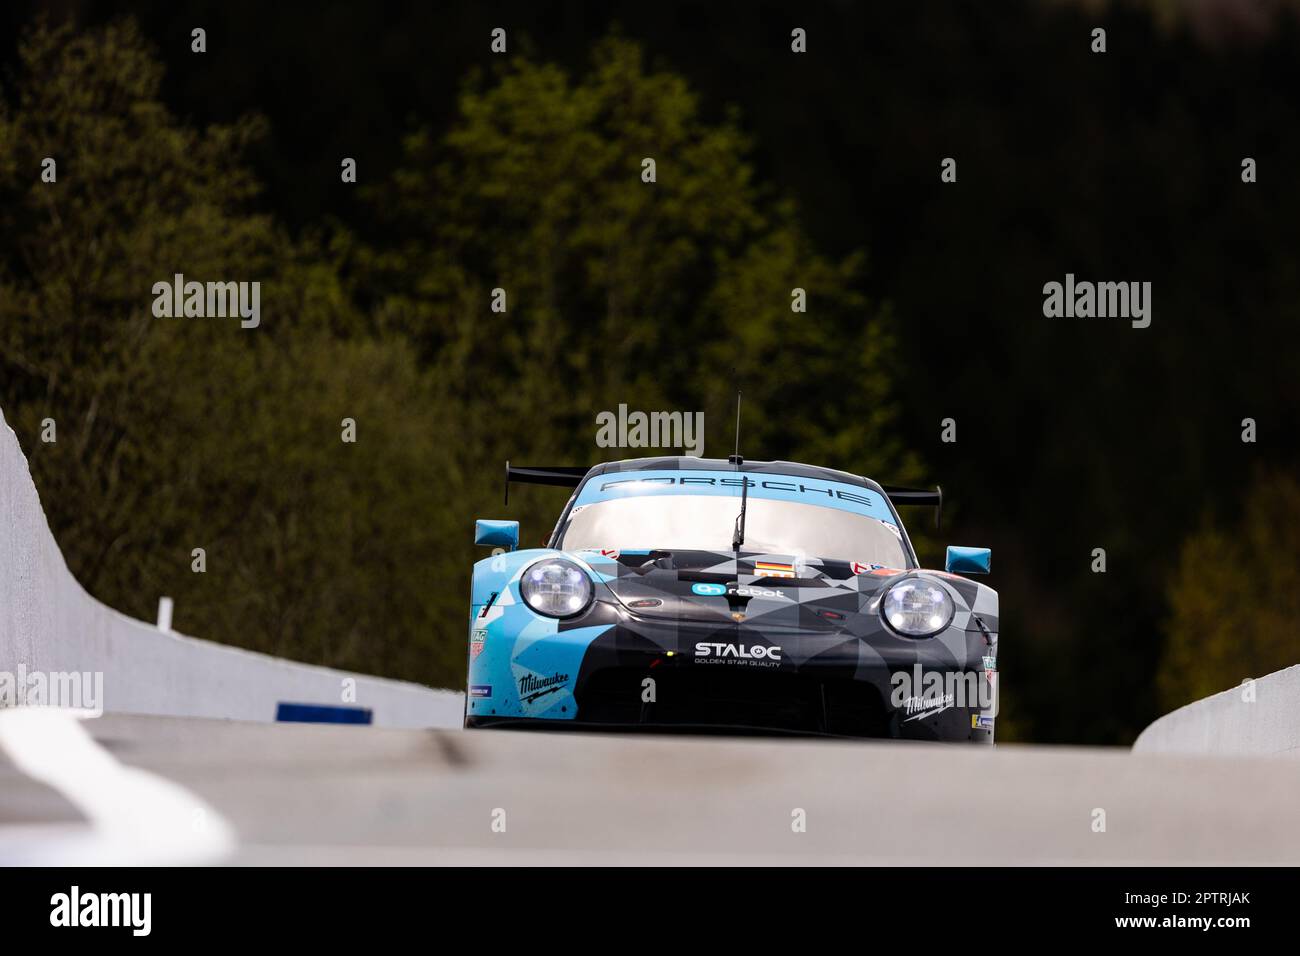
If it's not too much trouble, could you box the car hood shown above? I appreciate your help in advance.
[577,548,907,632]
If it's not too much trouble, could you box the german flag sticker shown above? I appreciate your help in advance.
[755,560,796,578]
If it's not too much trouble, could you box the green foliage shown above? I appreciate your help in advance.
[363,36,917,557]
[1159,471,1300,710]
[0,21,455,683]
[1,21,915,690]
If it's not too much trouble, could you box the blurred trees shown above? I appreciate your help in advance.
[0,22,911,688]
[1159,471,1300,709]
[359,36,915,567]
[0,21,454,681]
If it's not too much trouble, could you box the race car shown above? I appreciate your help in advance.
[465,456,998,741]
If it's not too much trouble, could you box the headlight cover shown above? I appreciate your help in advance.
[520,559,593,618]
[881,577,954,637]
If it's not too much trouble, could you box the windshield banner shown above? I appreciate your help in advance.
[573,469,898,523]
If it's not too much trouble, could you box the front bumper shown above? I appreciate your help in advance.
[465,610,997,742]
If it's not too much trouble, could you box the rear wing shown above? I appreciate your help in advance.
[880,484,943,531]
[504,460,941,528]
[504,462,589,505]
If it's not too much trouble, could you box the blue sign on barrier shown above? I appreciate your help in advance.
[275,702,373,725]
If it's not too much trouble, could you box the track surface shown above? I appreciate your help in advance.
[3,713,1300,865]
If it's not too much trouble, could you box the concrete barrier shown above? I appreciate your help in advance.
[0,406,464,728]
[1133,665,1300,758]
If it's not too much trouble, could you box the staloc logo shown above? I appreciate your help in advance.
[694,642,782,661]
[50,886,151,936]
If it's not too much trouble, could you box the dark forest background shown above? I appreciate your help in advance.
[2,0,1297,744]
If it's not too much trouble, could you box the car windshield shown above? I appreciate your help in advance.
[557,491,910,567]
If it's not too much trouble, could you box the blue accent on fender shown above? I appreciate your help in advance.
[573,469,897,522]
[467,550,612,721]
[475,519,519,550]
[275,702,373,725]
[467,547,618,721]
[692,582,727,596]
[946,546,992,575]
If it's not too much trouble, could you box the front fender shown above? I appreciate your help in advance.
[466,549,614,720]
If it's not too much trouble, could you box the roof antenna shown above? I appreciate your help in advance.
[729,388,743,468]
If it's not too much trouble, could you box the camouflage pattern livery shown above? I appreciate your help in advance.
[466,457,999,742]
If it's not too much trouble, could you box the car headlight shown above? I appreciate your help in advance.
[520,559,593,618]
[881,578,953,637]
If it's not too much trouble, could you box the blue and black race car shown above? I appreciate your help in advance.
[466,457,999,741]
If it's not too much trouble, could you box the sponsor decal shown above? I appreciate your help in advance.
[971,714,995,731]
[579,470,896,522]
[755,560,796,579]
[729,585,785,598]
[580,547,619,559]
[470,684,492,699]
[597,475,881,511]
[850,560,883,575]
[692,582,790,599]
[693,642,782,668]
[901,692,955,722]
[891,665,998,716]
[470,629,487,659]
[517,672,570,704]
[628,598,663,609]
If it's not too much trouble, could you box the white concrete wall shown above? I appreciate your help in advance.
[0,406,464,728]
[1133,665,1300,758]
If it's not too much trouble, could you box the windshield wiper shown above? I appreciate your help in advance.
[729,387,748,552]
[730,457,748,551]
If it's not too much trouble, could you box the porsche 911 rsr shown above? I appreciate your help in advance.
[465,457,998,742]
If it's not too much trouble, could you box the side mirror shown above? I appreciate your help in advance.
[475,519,519,552]
[945,545,991,575]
